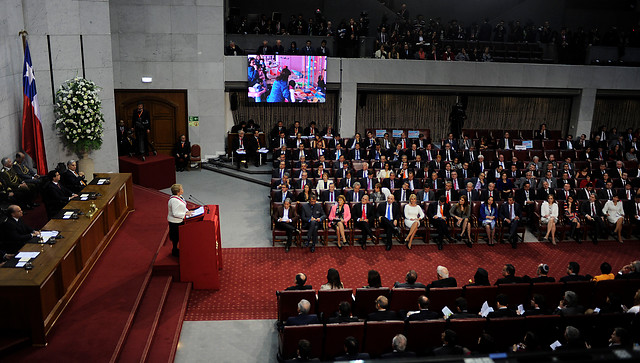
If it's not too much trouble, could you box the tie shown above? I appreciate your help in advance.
[424,192,429,201]
[628,190,631,199]
[413,151,416,158]
[401,190,405,201]
[368,179,372,189]
[362,205,366,220]
[330,193,334,202]
[446,151,450,160]
[390,180,394,189]
[356,150,359,159]
[440,205,444,216]
[280,169,284,178]
[386,204,392,219]
[470,153,474,161]
[565,191,569,198]
[240,139,243,148]
[282,193,286,202]
[446,191,450,203]
[468,191,472,200]
[608,190,612,199]
[301,180,305,189]
[591,203,596,215]
[354,192,359,202]
[454,180,458,189]
[447,171,450,178]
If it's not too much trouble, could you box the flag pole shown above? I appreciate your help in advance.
[19,30,28,51]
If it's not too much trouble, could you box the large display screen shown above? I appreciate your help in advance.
[247,55,327,103]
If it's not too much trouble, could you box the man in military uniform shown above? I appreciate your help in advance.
[13,152,41,186]
[0,166,32,210]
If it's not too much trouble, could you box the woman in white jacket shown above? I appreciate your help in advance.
[603,195,625,243]
[168,183,192,256]
[540,194,559,245]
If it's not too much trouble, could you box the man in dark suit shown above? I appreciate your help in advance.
[487,294,517,318]
[537,181,555,201]
[0,205,40,254]
[367,296,400,321]
[381,172,400,190]
[344,182,365,202]
[274,184,293,204]
[557,184,575,201]
[394,270,427,289]
[426,265,457,290]
[348,143,365,161]
[393,182,412,202]
[523,294,551,316]
[288,121,302,139]
[576,184,595,200]
[515,182,536,222]
[458,182,479,202]
[42,170,77,219]
[480,182,500,202]
[427,197,453,250]
[232,130,251,168]
[497,131,514,150]
[417,185,435,203]
[300,195,326,252]
[432,330,466,356]
[320,183,340,203]
[447,298,477,320]
[598,181,616,200]
[334,337,369,361]
[561,135,575,150]
[361,173,378,191]
[380,334,417,359]
[499,196,522,248]
[580,193,606,244]
[406,144,423,161]
[472,155,489,176]
[273,199,300,252]
[116,120,131,156]
[406,295,442,321]
[286,299,320,326]
[284,273,313,291]
[529,264,556,283]
[377,194,401,250]
[173,134,191,172]
[559,262,590,282]
[61,160,87,194]
[553,291,585,316]
[439,143,457,162]
[132,102,154,159]
[352,195,376,249]
[494,264,524,284]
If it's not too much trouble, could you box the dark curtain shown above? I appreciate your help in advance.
[230,91,338,138]
[356,93,456,139]
[592,97,640,133]
[464,95,572,136]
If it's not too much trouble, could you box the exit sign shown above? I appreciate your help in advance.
[188,116,199,121]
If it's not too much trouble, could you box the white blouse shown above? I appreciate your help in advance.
[404,204,425,221]
[541,201,559,219]
[168,196,188,223]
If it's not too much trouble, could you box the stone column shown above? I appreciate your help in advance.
[569,88,597,138]
[339,82,357,138]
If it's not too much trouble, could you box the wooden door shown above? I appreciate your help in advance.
[114,90,188,156]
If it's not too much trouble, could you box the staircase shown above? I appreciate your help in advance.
[110,245,191,363]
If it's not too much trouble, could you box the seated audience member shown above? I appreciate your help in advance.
[380,334,416,359]
[406,295,442,321]
[300,194,326,252]
[448,297,477,320]
[173,134,191,172]
[432,329,467,356]
[328,301,359,324]
[626,290,640,314]
[554,291,585,316]
[465,268,490,287]
[352,194,376,249]
[367,296,399,321]
[559,261,590,282]
[616,260,640,280]
[556,326,588,351]
[528,263,556,283]
[394,270,427,289]
[608,327,632,347]
[42,170,77,218]
[1,157,36,209]
[377,194,401,251]
[285,273,312,291]
[285,339,319,362]
[0,205,40,254]
[334,336,369,361]
[475,333,497,355]
[61,160,87,193]
[320,268,344,290]
[495,264,524,285]
[522,294,550,316]
[273,198,299,252]
[427,196,453,250]
[13,152,41,185]
[588,293,623,314]
[593,262,615,282]
[286,299,320,326]
[427,265,457,290]
[364,270,382,288]
[487,294,517,318]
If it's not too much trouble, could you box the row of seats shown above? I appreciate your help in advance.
[461,128,562,140]
[276,279,640,324]
[279,314,636,360]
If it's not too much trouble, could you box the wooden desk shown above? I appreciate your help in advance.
[0,173,134,345]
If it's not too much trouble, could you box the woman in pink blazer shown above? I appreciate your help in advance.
[329,195,351,249]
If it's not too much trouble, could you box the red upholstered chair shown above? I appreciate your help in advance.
[592,279,629,308]
[563,281,595,308]
[317,289,354,322]
[405,320,447,355]
[463,286,498,314]
[354,288,391,320]
[486,317,526,351]
[524,315,562,347]
[278,325,323,361]
[530,282,564,309]
[271,202,299,247]
[189,144,201,169]
[496,283,532,309]
[447,318,487,351]
[277,290,317,322]
[389,289,426,313]
[323,322,365,360]
[468,201,483,243]
[428,287,464,313]
[363,321,405,358]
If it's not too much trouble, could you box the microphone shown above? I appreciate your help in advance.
[188,194,209,212]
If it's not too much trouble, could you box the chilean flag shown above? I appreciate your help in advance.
[22,41,48,174]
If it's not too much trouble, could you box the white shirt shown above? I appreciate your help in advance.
[168,196,188,223]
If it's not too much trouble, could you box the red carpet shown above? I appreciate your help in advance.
[7,186,170,362]
[186,240,639,321]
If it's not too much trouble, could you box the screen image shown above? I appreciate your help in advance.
[247,55,327,103]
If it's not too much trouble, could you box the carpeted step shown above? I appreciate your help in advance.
[145,282,191,363]
[117,275,172,363]
[152,237,180,280]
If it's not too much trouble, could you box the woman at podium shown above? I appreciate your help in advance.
[168,184,192,257]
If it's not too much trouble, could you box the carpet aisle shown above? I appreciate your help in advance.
[186,240,639,321]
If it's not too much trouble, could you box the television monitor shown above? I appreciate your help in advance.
[247,54,327,103]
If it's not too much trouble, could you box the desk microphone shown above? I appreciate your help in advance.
[188,194,209,213]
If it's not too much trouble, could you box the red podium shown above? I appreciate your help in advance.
[179,205,223,290]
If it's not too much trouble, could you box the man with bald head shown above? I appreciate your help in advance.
[0,205,40,254]
[285,273,312,290]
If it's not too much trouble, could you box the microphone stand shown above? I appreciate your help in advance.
[188,194,209,213]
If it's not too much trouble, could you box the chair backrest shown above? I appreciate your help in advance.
[496,283,532,309]
[279,325,323,361]
[486,317,526,350]
[463,286,498,313]
[561,314,597,344]
[389,289,427,312]
[428,287,464,313]
[530,282,564,309]
[591,313,632,348]
[323,322,365,360]
[447,318,487,351]
[277,290,317,321]
[363,321,406,358]
[317,289,354,321]
[405,320,447,355]
[354,288,391,319]
[563,281,595,308]
[524,314,562,346]
[191,144,201,157]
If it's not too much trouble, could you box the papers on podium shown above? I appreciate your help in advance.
[187,206,205,218]
[16,252,40,267]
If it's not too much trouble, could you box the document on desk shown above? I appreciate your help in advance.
[63,211,74,219]
[80,193,90,201]
[187,206,205,218]
[41,231,59,239]
[16,252,40,259]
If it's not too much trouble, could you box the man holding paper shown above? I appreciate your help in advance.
[0,205,39,254]
[168,184,193,257]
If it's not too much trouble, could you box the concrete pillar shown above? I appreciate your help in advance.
[339,82,357,138]
[569,88,597,138]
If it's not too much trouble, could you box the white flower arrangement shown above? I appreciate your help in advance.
[54,77,105,155]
